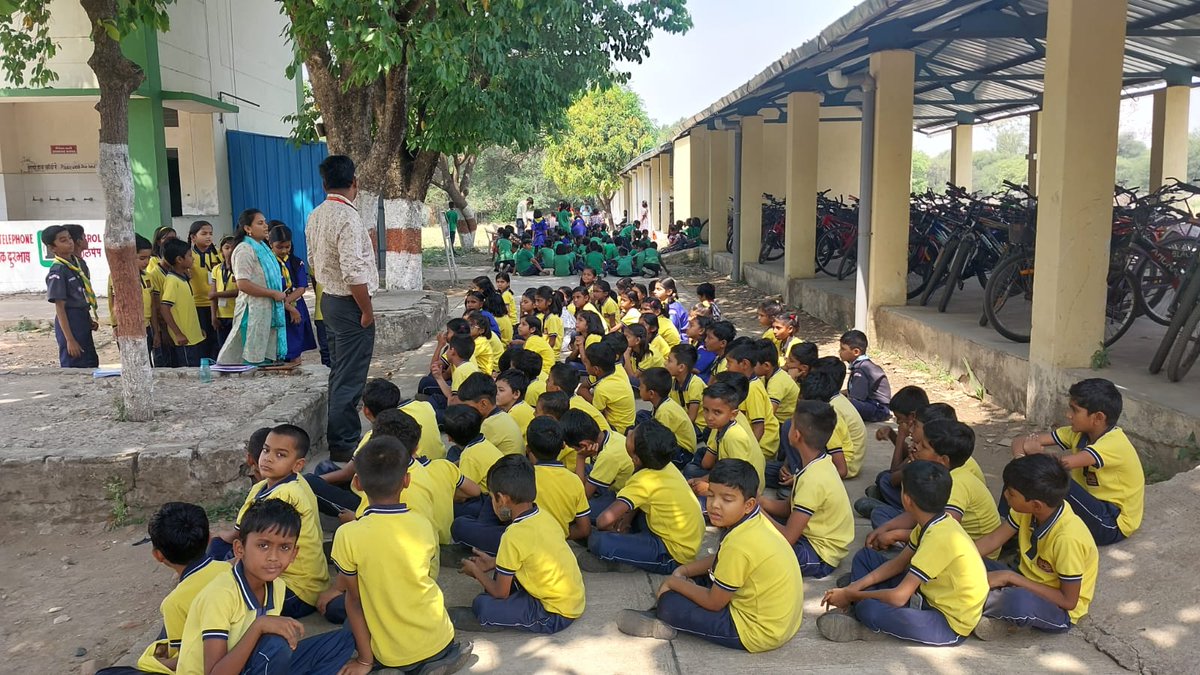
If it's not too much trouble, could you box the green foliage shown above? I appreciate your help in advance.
[911,150,931,193]
[544,85,657,202]
[1178,432,1200,462]
[283,80,320,146]
[104,475,130,526]
[962,357,986,401]
[1091,342,1111,370]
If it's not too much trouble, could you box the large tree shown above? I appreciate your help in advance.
[281,0,690,289]
[0,0,172,421]
[544,85,657,222]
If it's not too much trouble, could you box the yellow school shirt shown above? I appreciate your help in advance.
[161,272,205,346]
[502,289,517,323]
[401,399,446,460]
[907,513,989,637]
[1007,502,1098,624]
[657,314,681,347]
[616,464,704,563]
[592,371,636,432]
[526,377,547,407]
[146,261,168,298]
[777,336,801,367]
[766,369,800,425]
[570,394,612,432]
[496,314,514,345]
[830,395,867,478]
[473,335,495,375]
[744,377,780,459]
[534,461,591,537]
[963,456,986,485]
[711,508,804,653]
[543,312,564,346]
[828,415,851,458]
[671,373,706,425]
[459,436,503,493]
[134,558,230,675]
[495,506,586,619]
[632,346,665,374]
[483,408,525,456]
[654,398,697,453]
[209,263,236,320]
[234,474,329,606]
[107,272,153,328]
[649,335,670,364]
[946,464,1002,554]
[1052,425,1145,537]
[789,453,854,567]
[509,400,535,436]
[331,503,455,669]
[524,334,557,378]
[599,296,619,323]
[450,359,480,394]
[620,307,642,326]
[176,562,285,675]
[586,430,634,491]
[710,419,765,489]
[190,246,221,307]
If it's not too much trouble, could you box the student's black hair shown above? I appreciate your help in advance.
[1002,454,1071,508]
[840,329,869,353]
[269,423,311,458]
[1068,377,1122,424]
[599,331,628,355]
[640,297,663,315]
[916,402,958,424]
[800,370,839,403]
[575,310,604,337]
[640,367,673,399]
[448,334,475,360]
[496,369,529,399]
[237,498,301,543]
[585,342,618,373]
[465,311,493,339]
[355,435,411,500]
[708,458,759,501]
[148,502,210,565]
[247,426,272,461]
[712,371,750,404]
[521,314,543,336]
[152,225,179,255]
[488,454,537,504]
[443,405,483,445]
[901,460,952,513]
[707,320,737,345]
[64,223,86,243]
[624,323,650,356]
[319,154,356,190]
[361,378,401,415]
[792,400,837,452]
[548,363,580,393]
[458,372,497,404]
[703,381,744,409]
[495,271,511,284]
[533,208,543,219]
[135,234,153,252]
[162,238,190,266]
[40,225,69,249]
[922,420,975,469]
[559,408,601,448]
[669,343,698,370]
[512,349,544,381]
[754,339,780,368]
[637,312,660,339]
[525,416,564,461]
[268,223,292,244]
[371,408,422,452]
[536,391,570,419]
[187,220,213,242]
[631,419,676,470]
[725,340,758,366]
[696,282,717,301]
[812,355,847,384]
[758,299,782,318]
[471,276,508,317]
[890,385,930,416]
[535,285,563,315]
[555,243,569,255]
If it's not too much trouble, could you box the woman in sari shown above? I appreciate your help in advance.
[217,209,288,366]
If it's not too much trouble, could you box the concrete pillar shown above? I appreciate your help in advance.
[784,91,820,286]
[657,152,673,234]
[648,157,662,231]
[621,174,632,222]
[1149,85,1191,190]
[818,107,862,199]
[762,121,787,197]
[950,124,974,192]
[673,137,692,224]
[738,115,765,273]
[1027,111,1041,195]
[1027,0,1126,419]
[865,50,916,338]
[708,129,732,259]
[685,128,710,222]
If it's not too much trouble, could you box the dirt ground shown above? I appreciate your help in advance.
[0,261,1042,675]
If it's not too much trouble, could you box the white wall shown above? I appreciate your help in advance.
[0,101,104,220]
[0,0,96,89]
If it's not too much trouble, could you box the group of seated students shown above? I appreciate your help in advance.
[493,218,664,279]
[105,271,1147,674]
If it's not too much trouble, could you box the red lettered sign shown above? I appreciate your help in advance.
[50,145,78,154]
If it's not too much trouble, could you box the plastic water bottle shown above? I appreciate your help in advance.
[199,358,213,384]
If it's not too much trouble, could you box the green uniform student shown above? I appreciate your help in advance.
[515,246,538,276]
[553,251,576,276]
[616,253,634,277]
[539,246,556,270]
[585,250,605,273]
[603,241,618,260]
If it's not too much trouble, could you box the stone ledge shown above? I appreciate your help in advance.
[374,290,448,355]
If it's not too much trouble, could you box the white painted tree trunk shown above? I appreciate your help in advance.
[98,142,154,421]
[383,197,427,290]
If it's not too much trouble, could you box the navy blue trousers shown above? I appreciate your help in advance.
[239,630,356,675]
[1000,483,1126,547]
[588,514,679,575]
[656,577,744,650]
[56,306,98,368]
[847,547,967,646]
[303,470,360,517]
[451,497,506,556]
[473,587,573,634]
[875,469,904,509]
[850,397,890,423]
[793,536,837,578]
[981,559,1071,632]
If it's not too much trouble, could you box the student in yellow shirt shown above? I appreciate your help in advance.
[446,404,504,523]
[639,367,697,456]
[464,312,497,375]
[107,234,154,348]
[760,402,853,578]
[187,220,221,359]
[1009,378,1144,546]
[686,380,764,494]
[621,323,664,385]
[546,364,611,433]
[208,235,238,349]
[640,297,681,348]
[794,367,858,479]
[453,455,586,634]
[579,342,636,433]
[511,349,546,407]
[756,299,782,348]
[496,369,535,437]
[771,312,803,369]
[618,458,803,653]
[587,420,704,575]
[495,271,518,325]
[517,315,556,379]
[432,334,477,407]
[534,285,565,351]
[158,239,205,367]
[818,461,988,646]
[567,310,604,366]
[590,279,620,328]
[666,344,705,428]
[722,343,780,460]
[559,408,633,516]
[331,436,472,673]
[457,372,525,457]
[754,339,799,427]
[523,416,592,541]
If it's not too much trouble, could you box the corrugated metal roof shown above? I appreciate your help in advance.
[623,0,1200,172]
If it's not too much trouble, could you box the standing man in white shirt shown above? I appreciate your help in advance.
[306,155,379,461]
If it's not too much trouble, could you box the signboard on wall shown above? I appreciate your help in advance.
[50,145,78,155]
[0,220,110,294]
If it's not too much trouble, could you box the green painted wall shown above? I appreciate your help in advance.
[122,27,170,239]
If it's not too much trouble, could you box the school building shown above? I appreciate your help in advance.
[614,0,1200,461]
[0,0,322,294]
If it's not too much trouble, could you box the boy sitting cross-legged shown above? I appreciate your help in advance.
[525,416,592,543]
[583,420,705,575]
[818,461,988,646]
[639,367,698,458]
[177,500,356,675]
[458,372,525,457]
[559,408,633,516]
[547,363,612,433]
[971,454,1098,640]
[452,454,587,634]
[331,436,473,674]
[495,369,535,437]
[684,379,764,494]
[759,401,854,578]
[618,459,804,653]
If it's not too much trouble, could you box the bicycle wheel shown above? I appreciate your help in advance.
[906,238,938,300]
[938,235,976,313]
[918,237,959,307]
[816,229,845,276]
[1103,271,1138,347]
[984,250,1035,343]
[836,247,857,281]
[1135,237,1198,326]
[759,233,784,263]
[1165,301,1200,382]
[1151,267,1200,373]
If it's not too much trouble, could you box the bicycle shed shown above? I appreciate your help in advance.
[617,0,1200,466]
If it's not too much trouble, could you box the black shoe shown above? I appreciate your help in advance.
[835,573,852,588]
[817,612,884,642]
[854,497,886,519]
[447,607,503,633]
[577,550,638,573]
[414,640,474,675]
[864,485,882,501]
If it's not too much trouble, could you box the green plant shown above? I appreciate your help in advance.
[204,490,246,525]
[962,358,987,401]
[7,318,38,332]
[1177,431,1200,463]
[1091,342,1111,370]
[908,359,932,375]
[112,394,129,422]
[103,475,130,526]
